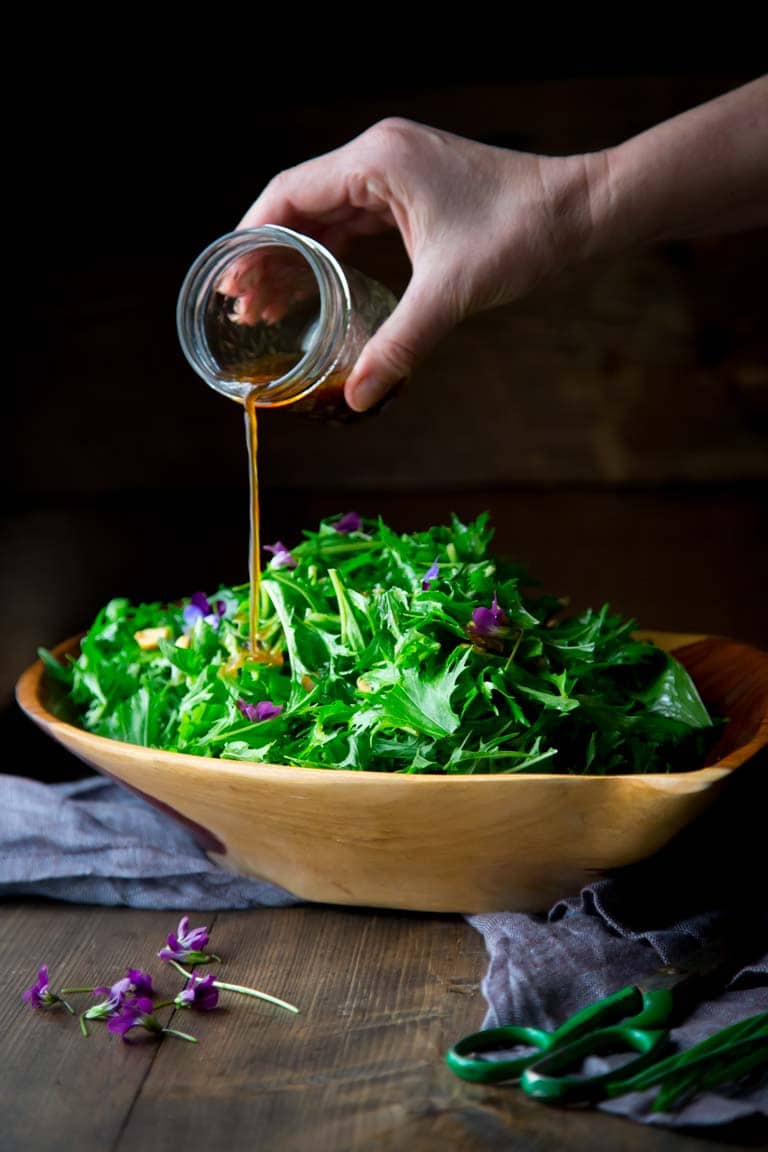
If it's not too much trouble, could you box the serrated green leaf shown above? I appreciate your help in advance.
[43,511,718,776]
[380,648,470,738]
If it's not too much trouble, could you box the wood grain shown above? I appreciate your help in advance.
[1,903,741,1152]
[0,905,198,1152]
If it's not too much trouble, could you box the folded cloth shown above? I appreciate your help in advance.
[2,770,766,1130]
[470,749,768,1130]
[470,891,767,1129]
[0,774,298,909]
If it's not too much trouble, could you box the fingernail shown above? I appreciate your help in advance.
[350,376,390,412]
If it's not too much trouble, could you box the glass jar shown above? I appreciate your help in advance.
[177,226,397,418]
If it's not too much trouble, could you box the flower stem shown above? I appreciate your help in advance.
[162,1028,198,1043]
[60,986,95,995]
[169,960,299,1014]
[79,1013,90,1038]
[61,998,75,1015]
[152,999,177,1010]
[211,980,300,1013]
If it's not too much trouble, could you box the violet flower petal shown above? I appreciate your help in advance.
[158,916,211,962]
[255,701,283,722]
[237,699,283,723]
[237,700,259,722]
[183,604,203,630]
[157,943,182,962]
[185,592,226,633]
[264,541,297,570]
[22,965,50,1008]
[471,606,497,635]
[471,594,510,637]
[422,558,440,591]
[490,593,507,624]
[177,971,219,1012]
[180,927,209,952]
[94,976,132,1013]
[127,968,154,996]
[176,919,207,950]
[107,996,159,1038]
[190,591,213,616]
[334,511,362,534]
[86,976,133,1020]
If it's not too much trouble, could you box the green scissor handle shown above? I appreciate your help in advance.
[446,985,670,1086]
[523,1008,768,1109]
[446,1024,554,1083]
[519,988,674,1104]
[521,1023,668,1103]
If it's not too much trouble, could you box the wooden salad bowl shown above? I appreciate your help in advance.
[16,631,768,913]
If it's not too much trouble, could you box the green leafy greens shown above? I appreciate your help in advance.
[42,513,717,775]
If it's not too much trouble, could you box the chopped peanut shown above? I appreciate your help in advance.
[175,634,191,649]
[134,626,171,651]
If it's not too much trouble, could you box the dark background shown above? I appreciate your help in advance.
[5,52,767,778]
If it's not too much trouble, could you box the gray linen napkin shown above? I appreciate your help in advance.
[0,774,298,908]
[1,770,766,1130]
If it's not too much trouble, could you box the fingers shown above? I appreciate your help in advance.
[217,249,318,324]
[239,145,373,233]
[237,128,398,249]
[344,272,458,412]
[232,120,469,412]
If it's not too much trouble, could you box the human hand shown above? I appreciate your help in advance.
[237,119,591,411]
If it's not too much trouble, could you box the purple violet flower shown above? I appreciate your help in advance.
[90,976,131,1015]
[166,959,300,1014]
[334,511,362,534]
[127,967,155,996]
[263,541,297,570]
[422,558,440,591]
[470,594,509,637]
[183,591,227,632]
[21,965,71,1012]
[106,996,162,1038]
[89,968,154,1018]
[158,916,219,964]
[107,997,197,1044]
[175,971,219,1012]
[237,699,283,723]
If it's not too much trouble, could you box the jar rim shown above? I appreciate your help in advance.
[177,225,350,403]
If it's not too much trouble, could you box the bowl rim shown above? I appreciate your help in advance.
[15,631,768,785]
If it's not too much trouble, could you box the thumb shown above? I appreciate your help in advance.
[344,273,456,412]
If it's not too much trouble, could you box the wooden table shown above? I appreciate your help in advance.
[2,901,764,1152]
[2,489,766,1151]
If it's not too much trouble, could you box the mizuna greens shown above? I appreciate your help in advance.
[41,513,717,775]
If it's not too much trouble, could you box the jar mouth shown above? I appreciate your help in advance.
[177,226,351,403]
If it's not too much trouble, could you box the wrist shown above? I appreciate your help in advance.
[559,149,619,266]
[534,151,616,276]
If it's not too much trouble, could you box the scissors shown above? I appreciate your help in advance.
[446,947,768,1109]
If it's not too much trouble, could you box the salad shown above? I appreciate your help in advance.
[41,513,717,775]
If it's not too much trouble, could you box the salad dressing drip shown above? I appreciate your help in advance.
[237,361,351,656]
[243,392,261,657]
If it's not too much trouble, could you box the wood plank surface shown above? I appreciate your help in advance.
[2,903,762,1152]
